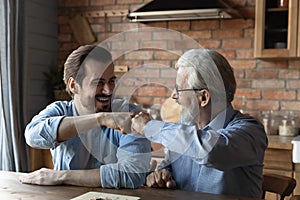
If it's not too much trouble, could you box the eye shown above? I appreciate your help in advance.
[109,79,116,85]
[97,81,105,87]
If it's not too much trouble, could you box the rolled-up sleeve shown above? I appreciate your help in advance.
[24,102,67,149]
[100,134,151,188]
[144,114,267,171]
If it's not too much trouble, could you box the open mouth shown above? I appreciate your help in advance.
[95,95,111,104]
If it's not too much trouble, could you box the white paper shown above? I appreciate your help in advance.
[71,191,140,200]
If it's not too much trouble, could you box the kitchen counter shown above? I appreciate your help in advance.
[267,135,295,150]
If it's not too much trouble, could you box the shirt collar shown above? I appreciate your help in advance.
[203,104,235,131]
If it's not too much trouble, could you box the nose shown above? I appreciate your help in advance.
[102,83,113,94]
[171,89,178,100]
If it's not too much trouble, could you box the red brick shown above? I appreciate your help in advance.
[150,78,175,88]
[111,41,139,50]
[125,31,152,40]
[246,100,279,111]
[143,60,172,67]
[222,39,252,49]
[154,51,180,60]
[257,60,288,69]
[229,60,256,69]
[183,31,212,40]
[125,50,153,60]
[279,69,300,79]
[168,21,191,31]
[168,40,200,50]
[143,22,168,29]
[217,49,236,59]
[235,89,261,99]
[252,80,285,89]
[246,70,278,79]
[281,101,300,111]
[153,31,182,40]
[236,49,254,59]
[138,86,166,96]
[160,68,177,78]
[199,40,221,49]
[126,67,160,78]
[236,79,251,88]
[111,23,139,32]
[234,69,245,79]
[221,19,254,29]
[191,20,220,30]
[213,29,243,39]
[287,80,300,89]
[140,41,168,50]
[263,90,296,100]
[289,60,300,69]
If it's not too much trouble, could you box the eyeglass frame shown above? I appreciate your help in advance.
[174,84,207,95]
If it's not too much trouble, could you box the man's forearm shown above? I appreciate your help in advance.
[57,113,102,141]
[63,168,101,187]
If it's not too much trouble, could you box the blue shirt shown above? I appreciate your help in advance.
[25,99,151,189]
[144,104,268,198]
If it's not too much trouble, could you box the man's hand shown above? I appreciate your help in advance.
[98,112,135,134]
[131,112,152,136]
[19,168,64,185]
[146,169,176,189]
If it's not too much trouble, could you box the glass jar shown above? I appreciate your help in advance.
[278,111,298,136]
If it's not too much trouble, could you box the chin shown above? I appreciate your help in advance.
[96,105,111,113]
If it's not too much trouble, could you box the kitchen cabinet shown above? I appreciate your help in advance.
[264,135,300,199]
[254,0,299,58]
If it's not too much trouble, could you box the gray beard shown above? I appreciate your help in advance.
[180,98,199,125]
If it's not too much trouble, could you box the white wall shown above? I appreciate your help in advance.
[23,0,58,123]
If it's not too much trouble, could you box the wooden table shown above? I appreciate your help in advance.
[0,170,260,200]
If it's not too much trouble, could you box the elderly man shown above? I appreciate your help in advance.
[131,49,268,198]
[20,45,151,188]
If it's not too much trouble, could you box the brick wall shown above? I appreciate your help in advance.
[57,0,300,122]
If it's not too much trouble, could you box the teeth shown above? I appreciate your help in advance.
[97,97,109,102]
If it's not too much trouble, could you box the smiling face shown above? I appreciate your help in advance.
[73,58,116,115]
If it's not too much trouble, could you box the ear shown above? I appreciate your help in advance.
[197,89,210,107]
[68,77,78,94]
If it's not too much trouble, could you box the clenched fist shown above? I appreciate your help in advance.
[131,112,152,136]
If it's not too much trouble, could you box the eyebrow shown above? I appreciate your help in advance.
[95,76,117,82]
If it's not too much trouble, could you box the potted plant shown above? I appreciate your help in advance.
[43,65,71,101]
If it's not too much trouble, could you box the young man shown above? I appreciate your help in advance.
[131,49,268,198]
[20,45,151,188]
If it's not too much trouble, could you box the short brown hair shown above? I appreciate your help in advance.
[63,45,112,95]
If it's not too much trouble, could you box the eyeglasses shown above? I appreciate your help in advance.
[174,84,207,95]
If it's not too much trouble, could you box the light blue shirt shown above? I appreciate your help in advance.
[25,99,151,189]
[144,104,268,198]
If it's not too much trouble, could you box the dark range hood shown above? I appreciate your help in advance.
[128,0,243,22]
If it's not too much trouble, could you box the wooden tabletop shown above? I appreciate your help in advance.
[267,135,295,150]
[0,170,260,200]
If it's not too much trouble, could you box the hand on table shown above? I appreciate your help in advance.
[131,112,152,136]
[146,169,176,189]
[19,168,64,186]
